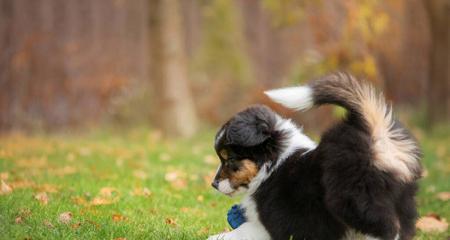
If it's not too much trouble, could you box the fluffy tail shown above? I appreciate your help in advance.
[265,73,421,182]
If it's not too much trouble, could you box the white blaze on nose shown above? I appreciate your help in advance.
[218,179,234,195]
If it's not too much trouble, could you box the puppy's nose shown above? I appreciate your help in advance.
[211,180,219,189]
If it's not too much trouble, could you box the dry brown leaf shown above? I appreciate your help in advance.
[171,179,187,189]
[50,166,77,176]
[9,179,35,189]
[165,171,179,182]
[90,197,116,206]
[35,184,58,193]
[71,222,81,229]
[112,214,127,222]
[197,227,210,235]
[180,207,190,213]
[78,147,92,156]
[16,157,48,168]
[72,196,88,206]
[130,187,152,197]
[203,172,214,187]
[0,180,12,195]
[99,187,119,197]
[34,192,49,205]
[436,192,450,201]
[0,172,9,180]
[416,215,448,233]
[165,217,177,227]
[114,238,127,240]
[58,212,73,224]
[132,170,148,180]
[44,220,54,228]
[15,216,23,224]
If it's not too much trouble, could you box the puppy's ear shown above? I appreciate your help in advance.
[226,106,275,147]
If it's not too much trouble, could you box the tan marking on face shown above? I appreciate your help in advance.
[229,159,258,187]
[219,149,228,160]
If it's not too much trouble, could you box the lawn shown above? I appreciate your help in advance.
[0,127,449,239]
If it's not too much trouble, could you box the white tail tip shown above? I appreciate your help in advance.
[264,86,314,111]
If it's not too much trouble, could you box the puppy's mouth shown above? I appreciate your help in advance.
[214,179,247,197]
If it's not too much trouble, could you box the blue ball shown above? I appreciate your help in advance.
[227,204,247,229]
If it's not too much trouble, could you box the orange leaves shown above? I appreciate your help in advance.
[112,213,127,222]
[0,180,12,195]
[165,170,187,190]
[58,212,73,224]
[165,217,177,227]
[416,213,448,233]
[91,187,120,206]
[35,192,49,205]
[130,187,152,197]
[436,192,450,201]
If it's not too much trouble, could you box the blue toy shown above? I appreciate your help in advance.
[227,204,247,229]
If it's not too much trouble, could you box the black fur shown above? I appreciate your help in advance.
[213,104,420,240]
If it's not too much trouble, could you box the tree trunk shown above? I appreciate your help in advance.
[425,0,450,126]
[149,0,198,137]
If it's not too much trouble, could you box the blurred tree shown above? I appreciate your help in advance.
[192,0,253,123]
[149,0,198,137]
[424,0,450,126]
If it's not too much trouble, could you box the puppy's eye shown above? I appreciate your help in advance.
[219,149,228,159]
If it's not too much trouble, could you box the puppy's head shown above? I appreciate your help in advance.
[211,105,282,196]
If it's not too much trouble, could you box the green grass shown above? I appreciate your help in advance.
[0,128,448,239]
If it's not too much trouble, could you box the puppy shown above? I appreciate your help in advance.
[208,73,421,240]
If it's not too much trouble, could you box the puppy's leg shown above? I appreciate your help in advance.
[207,222,271,240]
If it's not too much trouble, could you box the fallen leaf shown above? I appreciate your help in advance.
[165,217,177,227]
[165,171,179,182]
[114,238,127,240]
[71,222,81,229]
[50,166,77,176]
[112,214,127,222]
[90,197,116,206]
[0,180,12,195]
[35,184,58,193]
[15,216,23,224]
[0,172,9,180]
[34,192,49,205]
[197,227,209,235]
[43,220,54,228]
[130,187,152,197]
[16,157,47,168]
[197,195,204,202]
[436,192,450,201]
[58,212,73,224]
[72,196,88,206]
[133,170,148,180]
[79,147,92,156]
[416,214,448,233]
[9,179,35,189]
[99,187,119,197]
[180,207,190,213]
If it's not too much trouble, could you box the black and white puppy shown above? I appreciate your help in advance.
[208,73,421,240]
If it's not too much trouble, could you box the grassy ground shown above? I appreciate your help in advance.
[0,127,449,240]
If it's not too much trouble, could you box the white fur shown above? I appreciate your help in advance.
[217,179,234,195]
[264,86,314,111]
[215,128,225,145]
